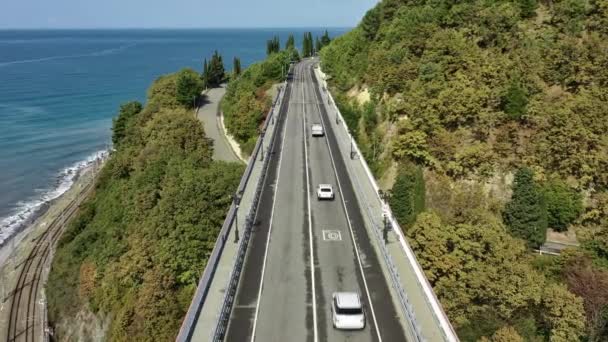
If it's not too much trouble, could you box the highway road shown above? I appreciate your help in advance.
[223,60,407,342]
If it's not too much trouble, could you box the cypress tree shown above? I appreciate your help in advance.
[206,51,225,87]
[389,165,426,230]
[286,34,295,49]
[503,167,548,248]
[202,58,209,86]
[315,37,321,54]
[321,30,331,47]
[233,57,241,76]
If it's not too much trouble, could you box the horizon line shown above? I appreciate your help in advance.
[0,26,353,31]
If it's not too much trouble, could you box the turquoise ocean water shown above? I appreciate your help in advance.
[0,28,347,245]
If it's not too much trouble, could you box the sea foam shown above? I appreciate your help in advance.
[0,149,109,247]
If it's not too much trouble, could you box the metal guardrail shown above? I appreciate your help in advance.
[176,79,288,342]
[313,66,458,342]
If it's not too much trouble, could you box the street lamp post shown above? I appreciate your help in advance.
[233,193,242,243]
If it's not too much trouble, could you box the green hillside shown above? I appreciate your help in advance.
[321,0,608,341]
[47,69,244,341]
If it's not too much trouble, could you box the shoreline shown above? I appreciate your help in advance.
[0,150,108,249]
[0,159,103,341]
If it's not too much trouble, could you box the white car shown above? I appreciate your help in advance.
[332,292,366,330]
[311,123,324,137]
[317,184,334,200]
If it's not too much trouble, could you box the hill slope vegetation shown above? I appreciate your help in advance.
[321,0,608,341]
[47,69,244,341]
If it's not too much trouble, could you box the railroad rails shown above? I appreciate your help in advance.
[5,181,94,342]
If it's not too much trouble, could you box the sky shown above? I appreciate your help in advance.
[0,0,378,29]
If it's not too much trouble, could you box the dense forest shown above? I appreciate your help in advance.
[320,0,608,341]
[47,68,244,340]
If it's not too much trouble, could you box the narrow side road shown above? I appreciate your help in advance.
[196,87,242,162]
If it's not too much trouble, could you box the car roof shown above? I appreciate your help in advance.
[335,292,361,309]
[312,123,323,127]
[318,184,332,188]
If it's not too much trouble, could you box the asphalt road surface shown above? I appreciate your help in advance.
[224,60,407,342]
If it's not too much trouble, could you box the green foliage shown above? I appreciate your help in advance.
[501,80,529,121]
[112,101,143,146]
[222,48,298,155]
[542,179,583,232]
[503,168,548,248]
[518,0,538,18]
[320,30,331,47]
[302,32,314,57]
[389,164,425,229]
[202,50,225,87]
[318,0,608,339]
[315,36,321,55]
[361,6,381,40]
[285,34,295,50]
[541,283,586,342]
[408,212,544,330]
[175,68,204,108]
[47,69,244,340]
[266,36,280,55]
[233,57,242,76]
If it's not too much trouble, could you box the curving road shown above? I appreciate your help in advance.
[223,60,408,342]
[196,87,241,163]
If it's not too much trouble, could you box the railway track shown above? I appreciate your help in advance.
[5,181,94,342]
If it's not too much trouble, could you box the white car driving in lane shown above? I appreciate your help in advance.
[317,184,334,200]
[311,123,324,137]
[332,292,366,330]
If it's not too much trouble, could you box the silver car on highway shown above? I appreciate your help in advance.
[317,184,335,200]
[332,292,366,330]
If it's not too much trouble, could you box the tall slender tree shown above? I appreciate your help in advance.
[315,37,321,55]
[202,58,209,86]
[233,57,241,76]
[321,30,331,47]
[266,36,280,55]
[286,34,295,49]
[203,51,225,87]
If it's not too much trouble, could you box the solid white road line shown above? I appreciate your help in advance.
[250,73,292,342]
[302,63,320,342]
[306,62,383,342]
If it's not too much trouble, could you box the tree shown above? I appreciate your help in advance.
[361,6,381,40]
[302,32,314,57]
[112,101,143,146]
[408,212,544,328]
[564,255,608,341]
[267,36,280,55]
[321,30,331,47]
[389,164,425,229]
[479,326,524,342]
[202,58,209,86]
[315,37,322,55]
[503,167,548,248]
[286,34,295,49]
[542,179,583,232]
[176,68,204,108]
[519,0,538,18]
[501,80,529,121]
[203,50,225,87]
[541,283,586,342]
[233,57,242,76]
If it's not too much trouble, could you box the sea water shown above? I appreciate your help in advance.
[0,28,347,246]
